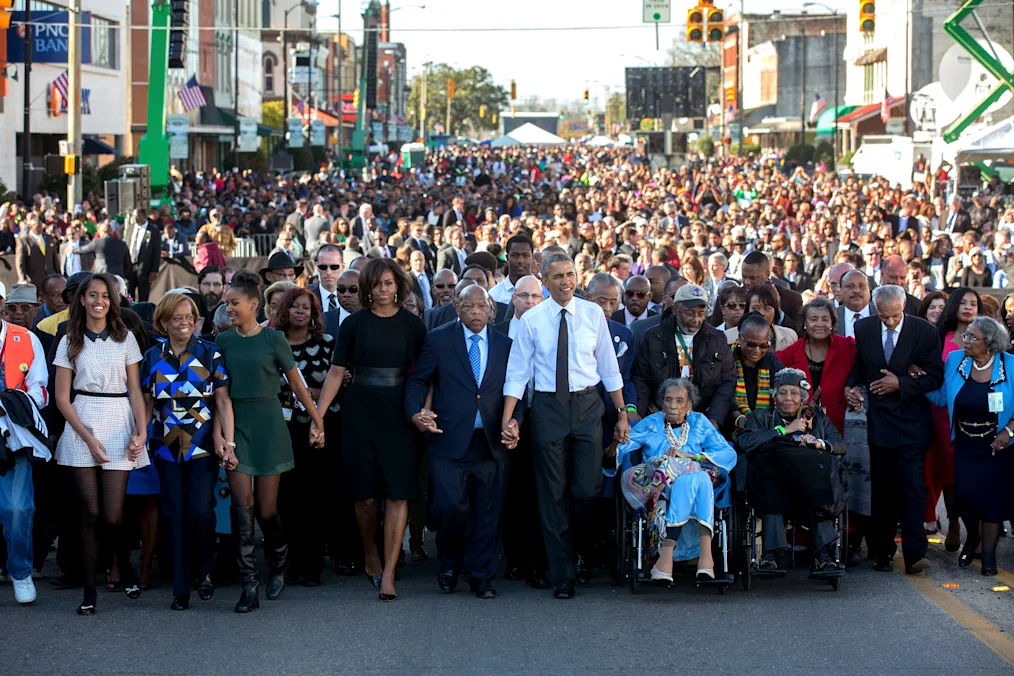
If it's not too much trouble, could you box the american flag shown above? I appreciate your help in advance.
[808,92,828,125]
[53,69,69,103]
[726,104,737,122]
[881,88,900,124]
[177,75,207,112]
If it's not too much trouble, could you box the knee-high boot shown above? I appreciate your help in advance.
[231,506,259,613]
[259,511,288,600]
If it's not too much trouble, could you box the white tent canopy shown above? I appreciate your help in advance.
[585,135,615,147]
[952,114,1014,165]
[489,122,565,146]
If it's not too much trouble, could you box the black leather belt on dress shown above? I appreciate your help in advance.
[352,367,406,387]
[76,390,128,398]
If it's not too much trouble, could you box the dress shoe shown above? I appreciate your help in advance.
[197,575,215,601]
[649,565,673,582]
[334,561,357,576]
[873,557,894,572]
[378,592,397,602]
[958,537,980,568]
[504,566,525,581]
[576,555,593,584]
[471,579,497,599]
[437,570,458,594]
[845,550,863,568]
[50,574,82,590]
[171,596,190,611]
[76,603,96,616]
[981,552,998,576]
[525,570,551,589]
[905,558,931,575]
[553,579,576,600]
[365,572,382,591]
[409,524,429,562]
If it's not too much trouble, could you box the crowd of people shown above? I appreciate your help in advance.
[0,144,1012,613]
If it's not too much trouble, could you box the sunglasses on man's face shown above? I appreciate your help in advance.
[624,290,648,299]
[317,264,342,271]
[723,301,747,310]
[336,286,358,294]
[433,283,454,290]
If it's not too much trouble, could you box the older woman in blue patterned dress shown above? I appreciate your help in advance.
[609,378,737,583]
[141,292,233,611]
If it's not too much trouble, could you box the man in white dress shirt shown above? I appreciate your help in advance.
[501,253,628,599]
[836,270,873,339]
[408,251,433,312]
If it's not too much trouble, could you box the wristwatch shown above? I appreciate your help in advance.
[616,406,628,415]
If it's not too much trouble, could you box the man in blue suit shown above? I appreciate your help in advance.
[405,285,521,599]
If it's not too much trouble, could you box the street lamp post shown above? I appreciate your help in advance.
[233,0,239,169]
[282,0,318,151]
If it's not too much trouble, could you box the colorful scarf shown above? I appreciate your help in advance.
[734,357,770,415]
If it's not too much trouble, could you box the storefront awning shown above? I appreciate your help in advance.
[290,105,341,127]
[746,117,803,135]
[854,47,888,66]
[82,136,117,155]
[815,105,858,136]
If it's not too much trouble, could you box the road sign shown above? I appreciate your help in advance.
[239,118,258,153]
[287,118,303,148]
[643,0,671,23]
[310,119,325,147]
[166,114,189,159]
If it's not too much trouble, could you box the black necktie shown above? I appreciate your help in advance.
[327,293,337,313]
[556,308,569,404]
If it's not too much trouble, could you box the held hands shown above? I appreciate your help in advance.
[870,369,900,396]
[501,419,519,450]
[990,428,1011,455]
[614,418,631,445]
[309,421,325,448]
[411,408,443,435]
[845,386,865,412]
[127,431,146,461]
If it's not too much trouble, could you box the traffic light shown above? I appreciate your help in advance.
[583,89,589,104]
[0,0,14,29]
[491,113,497,124]
[510,80,517,100]
[687,7,704,42]
[510,107,516,119]
[859,0,875,32]
[447,79,456,98]
[559,109,565,121]
[352,88,360,109]
[706,8,724,42]
[479,104,485,118]
[64,155,78,175]
[168,0,188,69]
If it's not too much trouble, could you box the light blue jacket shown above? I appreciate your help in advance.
[926,350,1014,440]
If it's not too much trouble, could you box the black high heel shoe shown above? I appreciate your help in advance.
[123,584,141,600]
[76,603,96,616]
[365,571,382,591]
[958,537,980,568]
[981,552,998,576]
[378,591,397,602]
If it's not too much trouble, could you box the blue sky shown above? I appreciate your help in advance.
[316,0,849,106]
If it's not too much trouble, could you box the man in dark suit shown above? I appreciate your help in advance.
[426,267,509,330]
[285,198,309,244]
[714,251,803,333]
[846,284,943,575]
[404,219,435,273]
[59,221,94,276]
[490,274,550,588]
[15,213,59,288]
[436,227,469,275]
[610,275,658,328]
[441,196,466,230]
[365,229,397,259]
[405,285,519,599]
[122,208,163,302]
[783,252,814,293]
[880,254,923,315]
[943,195,972,234]
[69,221,131,277]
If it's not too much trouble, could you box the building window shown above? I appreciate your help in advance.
[264,55,275,93]
[90,16,118,69]
[262,0,272,28]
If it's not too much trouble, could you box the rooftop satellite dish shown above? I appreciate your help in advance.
[938,41,1014,115]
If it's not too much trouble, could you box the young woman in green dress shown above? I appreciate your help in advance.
[215,270,325,613]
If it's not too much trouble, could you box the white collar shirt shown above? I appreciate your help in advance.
[844,305,870,339]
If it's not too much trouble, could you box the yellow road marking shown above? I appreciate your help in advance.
[895,554,1014,667]
[928,540,1014,588]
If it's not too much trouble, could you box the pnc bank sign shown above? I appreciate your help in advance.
[6,11,92,64]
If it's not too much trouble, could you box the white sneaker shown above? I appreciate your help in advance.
[13,576,36,604]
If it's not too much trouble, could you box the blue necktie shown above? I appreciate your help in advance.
[883,328,895,364]
[469,335,482,385]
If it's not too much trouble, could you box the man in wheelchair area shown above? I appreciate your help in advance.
[737,368,848,577]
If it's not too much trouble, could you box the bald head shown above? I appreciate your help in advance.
[432,269,458,307]
[881,255,908,286]
[827,262,855,303]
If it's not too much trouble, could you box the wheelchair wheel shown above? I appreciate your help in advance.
[740,561,752,592]
[628,550,640,594]
[830,575,842,592]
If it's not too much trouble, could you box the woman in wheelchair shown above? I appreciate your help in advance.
[610,378,736,584]
[737,368,847,576]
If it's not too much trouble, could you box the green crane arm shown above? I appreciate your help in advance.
[137,0,171,191]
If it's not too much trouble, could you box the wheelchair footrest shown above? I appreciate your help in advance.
[751,565,787,579]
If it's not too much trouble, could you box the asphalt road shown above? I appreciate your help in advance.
[5,529,1014,675]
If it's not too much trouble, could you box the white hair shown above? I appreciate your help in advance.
[709,252,728,267]
[359,203,372,217]
[872,284,906,308]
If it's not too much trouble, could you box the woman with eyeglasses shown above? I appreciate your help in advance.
[724,284,798,352]
[926,317,1014,576]
[716,284,747,332]
[725,312,784,439]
